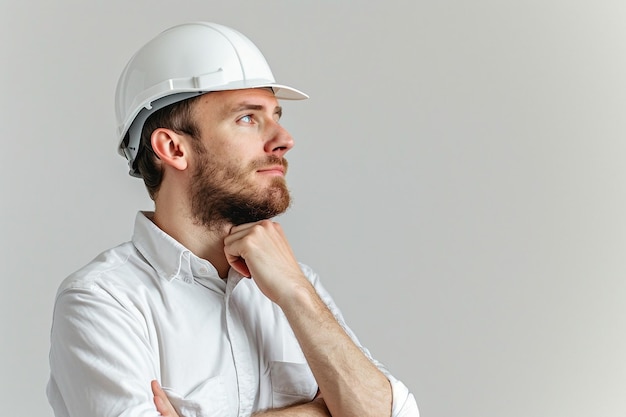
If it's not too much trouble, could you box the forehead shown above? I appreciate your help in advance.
[194,88,279,116]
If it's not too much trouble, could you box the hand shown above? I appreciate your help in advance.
[151,380,180,417]
[224,220,310,305]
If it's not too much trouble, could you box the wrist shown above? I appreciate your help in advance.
[275,279,320,313]
[276,282,331,329]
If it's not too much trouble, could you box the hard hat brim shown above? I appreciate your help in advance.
[266,84,309,100]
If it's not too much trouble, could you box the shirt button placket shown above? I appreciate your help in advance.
[225,276,254,417]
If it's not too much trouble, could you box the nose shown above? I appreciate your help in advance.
[264,121,294,157]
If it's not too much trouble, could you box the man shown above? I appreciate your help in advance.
[47,22,418,416]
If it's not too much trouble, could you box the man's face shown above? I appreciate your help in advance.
[187,88,294,228]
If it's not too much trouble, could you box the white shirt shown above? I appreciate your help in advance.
[47,212,418,416]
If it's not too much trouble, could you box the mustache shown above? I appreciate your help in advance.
[250,155,288,171]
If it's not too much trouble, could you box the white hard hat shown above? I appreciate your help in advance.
[115,21,308,177]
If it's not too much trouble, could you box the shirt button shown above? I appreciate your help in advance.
[199,267,208,274]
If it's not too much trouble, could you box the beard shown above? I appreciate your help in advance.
[189,147,291,229]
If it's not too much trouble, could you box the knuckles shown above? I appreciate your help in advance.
[252,220,282,234]
[227,220,285,250]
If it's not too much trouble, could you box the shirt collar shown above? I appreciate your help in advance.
[131,211,224,286]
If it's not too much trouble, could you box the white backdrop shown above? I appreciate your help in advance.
[2,1,625,416]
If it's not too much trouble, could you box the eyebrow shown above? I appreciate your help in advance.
[231,104,283,118]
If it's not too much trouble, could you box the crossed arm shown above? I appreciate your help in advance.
[152,380,332,416]
[153,220,392,417]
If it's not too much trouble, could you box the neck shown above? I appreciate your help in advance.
[152,203,233,279]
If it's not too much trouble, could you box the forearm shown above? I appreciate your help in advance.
[224,222,393,416]
[277,283,392,417]
[252,397,331,416]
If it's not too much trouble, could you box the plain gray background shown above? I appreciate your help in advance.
[2,1,625,416]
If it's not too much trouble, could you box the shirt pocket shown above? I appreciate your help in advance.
[162,375,228,417]
[269,361,318,409]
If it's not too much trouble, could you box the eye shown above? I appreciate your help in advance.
[239,115,253,124]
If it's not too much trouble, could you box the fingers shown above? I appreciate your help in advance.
[224,220,286,253]
[226,255,251,277]
[222,220,307,304]
[226,220,283,242]
[151,380,178,417]
[153,395,168,416]
[224,220,284,277]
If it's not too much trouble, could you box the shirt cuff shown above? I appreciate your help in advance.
[388,374,420,417]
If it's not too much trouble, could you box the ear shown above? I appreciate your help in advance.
[150,128,189,172]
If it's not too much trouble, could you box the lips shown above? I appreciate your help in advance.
[252,156,288,176]
[257,165,285,175]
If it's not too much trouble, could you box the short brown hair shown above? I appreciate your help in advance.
[134,95,203,200]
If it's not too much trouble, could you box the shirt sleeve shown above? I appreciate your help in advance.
[302,264,420,417]
[47,281,161,417]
